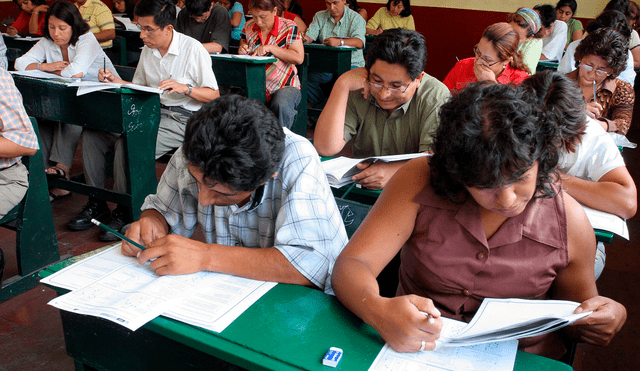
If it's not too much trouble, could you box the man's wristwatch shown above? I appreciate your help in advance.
[186,84,193,96]
[340,38,344,46]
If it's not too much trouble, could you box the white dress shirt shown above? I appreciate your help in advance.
[542,20,568,61]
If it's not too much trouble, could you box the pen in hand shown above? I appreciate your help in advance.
[342,159,379,198]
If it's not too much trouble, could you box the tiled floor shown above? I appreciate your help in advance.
[1,133,639,370]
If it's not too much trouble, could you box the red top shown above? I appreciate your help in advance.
[443,57,529,92]
[283,11,297,21]
[10,11,46,35]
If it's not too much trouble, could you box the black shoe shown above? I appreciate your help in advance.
[99,208,131,242]
[68,201,110,231]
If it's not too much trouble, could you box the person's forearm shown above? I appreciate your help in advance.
[202,42,223,53]
[189,86,219,103]
[343,37,364,49]
[269,45,304,65]
[563,174,637,219]
[313,79,351,156]
[93,29,116,43]
[0,137,37,157]
[202,245,316,287]
[28,14,40,34]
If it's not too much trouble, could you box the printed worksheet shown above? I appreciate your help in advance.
[369,317,518,371]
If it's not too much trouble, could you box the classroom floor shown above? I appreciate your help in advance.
[1,128,639,370]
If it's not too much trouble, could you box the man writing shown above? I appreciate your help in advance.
[303,0,366,108]
[175,0,231,53]
[313,29,450,189]
[70,0,219,242]
[122,94,348,294]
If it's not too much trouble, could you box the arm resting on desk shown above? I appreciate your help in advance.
[560,167,637,219]
[0,137,37,157]
[93,29,116,43]
[252,38,304,65]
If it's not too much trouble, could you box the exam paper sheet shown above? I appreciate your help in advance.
[42,244,276,332]
[369,317,518,371]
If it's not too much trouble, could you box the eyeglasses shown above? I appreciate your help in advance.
[367,79,413,94]
[579,63,611,78]
[136,24,161,33]
[473,44,501,67]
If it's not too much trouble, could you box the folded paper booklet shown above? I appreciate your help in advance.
[322,153,428,187]
[67,81,163,96]
[436,298,591,347]
[582,205,629,239]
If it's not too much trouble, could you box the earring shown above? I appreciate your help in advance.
[503,64,506,69]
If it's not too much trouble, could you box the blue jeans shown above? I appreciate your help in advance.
[269,87,301,129]
[307,72,334,109]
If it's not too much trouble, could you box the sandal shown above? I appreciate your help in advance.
[49,190,72,202]
[45,165,68,179]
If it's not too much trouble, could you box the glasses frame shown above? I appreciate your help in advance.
[473,44,502,67]
[579,63,611,78]
[367,79,414,94]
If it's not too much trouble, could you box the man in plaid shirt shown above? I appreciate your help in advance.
[121,95,348,295]
[0,67,39,285]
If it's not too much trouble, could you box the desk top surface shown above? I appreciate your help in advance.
[41,259,571,371]
[210,54,277,64]
[304,43,356,51]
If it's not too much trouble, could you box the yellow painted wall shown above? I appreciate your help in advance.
[360,0,610,18]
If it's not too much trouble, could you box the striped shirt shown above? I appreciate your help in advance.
[141,129,348,294]
[77,0,115,49]
[0,68,39,169]
[242,16,300,100]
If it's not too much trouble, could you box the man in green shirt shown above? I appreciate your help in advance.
[314,28,450,190]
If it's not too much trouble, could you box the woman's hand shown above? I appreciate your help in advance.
[32,5,49,15]
[6,26,19,36]
[586,101,603,119]
[569,296,627,346]
[238,43,250,55]
[40,61,69,72]
[369,295,443,353]
[251,44,272,56]
[473,62,498,83]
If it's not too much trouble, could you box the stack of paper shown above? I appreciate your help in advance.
[322,153,428,187]
[582,205,629,239]
[67,80,163,96]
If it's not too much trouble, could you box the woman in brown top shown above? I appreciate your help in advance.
[331,82,626,359]
[567,27,634,135]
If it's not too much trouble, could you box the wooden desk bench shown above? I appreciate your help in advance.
[40,260,572,371]
[13,75,161,221]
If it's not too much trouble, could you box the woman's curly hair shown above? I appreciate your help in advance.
[575,27,628,78]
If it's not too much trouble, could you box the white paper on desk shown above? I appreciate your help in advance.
[582,205,629,240]
[114,16,140,31]
[211,53,273,61]
[9,69,76,82]
[369,317,518,371]
[322,153,429,188]
[609,132,637,148]
[42,244,276,333]
[68,80,163,95]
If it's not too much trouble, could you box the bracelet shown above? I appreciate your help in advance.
[37,63,41,71]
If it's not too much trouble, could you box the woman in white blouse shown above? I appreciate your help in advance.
[15,0,120,199]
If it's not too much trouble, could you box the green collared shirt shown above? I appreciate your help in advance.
[305,7,366,67]
[344,72,451,157]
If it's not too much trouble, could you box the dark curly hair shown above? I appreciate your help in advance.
[585,10,631,41]
[43,1,90,46]
[365,28,426,80]
[182,94,285,192]
[575,27,628,78]
[429,82,559,203]
[520,71,587,154]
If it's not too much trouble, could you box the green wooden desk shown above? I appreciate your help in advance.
[13,74,161,220]
[536,60,559,72]
[39,260,571,371]
[115,29,143,55]
[303,44,353,75]
[2,34,40,56]
[210,54,277,104]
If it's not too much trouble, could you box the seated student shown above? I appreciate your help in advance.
[73,0,219,241]
[521,71,637,280]
[111,0,136,20]
[509,8,543,73]
[566,28,634,135]
[74,0,116,50]
[15,1,120,201]
[347,0,368,21]
[303,0,366,108]
[0,67,39,286]
[121,94,348,294]
[559,10,636,86]
[238,0,304,130]
[175,0,231,53]
[443,23,530,93]
[536,4,568,61]
[366,0,414,35]
[6,0,48,36]
[313,29,450,190]
[275,0,307,35]
[604,0,640,67]
[217,0,245,41]
[331,82,627,359]
[556,0,584,48]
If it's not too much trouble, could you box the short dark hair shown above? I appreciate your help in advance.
[184,0,214,16]
[135,0,176,28]
[365,28,426,80]
[604,0,632,19]
[248,0,277,11]
[386,0,411,17]
[13,0,46,7]
[585,10,631,41]
[182,95,285,192]
[430,83,559,203]
[534,4,557,29]
[520,71,587,153]
[556,0,577,14]
[575,27,628,78]
[43,1,90,46]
